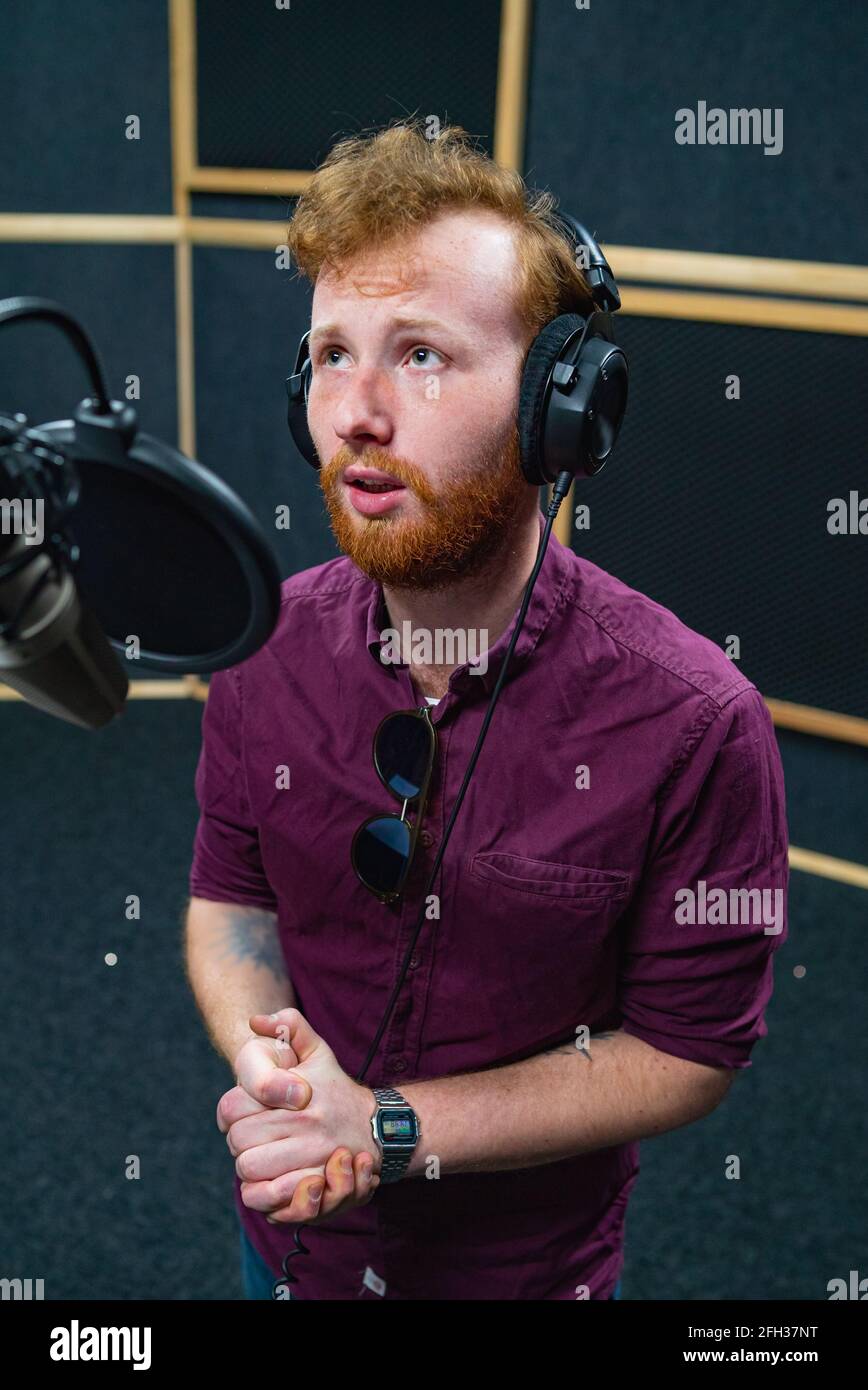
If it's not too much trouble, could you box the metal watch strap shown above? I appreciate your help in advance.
[372,1086,418,1183]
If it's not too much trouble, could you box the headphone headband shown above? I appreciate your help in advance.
[549,212,622,314]
[524,188,622,315]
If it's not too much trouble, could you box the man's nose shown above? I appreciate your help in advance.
[332,365,393,448]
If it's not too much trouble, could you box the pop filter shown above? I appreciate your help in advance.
[0,296,283,730]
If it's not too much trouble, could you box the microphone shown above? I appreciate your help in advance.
[0,297,283,731]
[0,502,128,730]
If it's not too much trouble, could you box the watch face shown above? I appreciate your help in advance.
[378,1110,416,1144]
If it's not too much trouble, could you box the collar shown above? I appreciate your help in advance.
[364,509,574,696]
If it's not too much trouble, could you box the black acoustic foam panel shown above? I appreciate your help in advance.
[526,0,868,264]
[195,0,502,170]
[572,313,868,717]
[0,0,172,214]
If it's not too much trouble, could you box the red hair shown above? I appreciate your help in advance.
[285,118,595,335]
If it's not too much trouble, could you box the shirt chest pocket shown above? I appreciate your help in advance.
[471,852,630,906]
[464,853,629,1040]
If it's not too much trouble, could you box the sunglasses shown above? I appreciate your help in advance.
[351,705,437,903]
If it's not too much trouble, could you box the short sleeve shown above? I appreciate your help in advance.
[188,666,279,912]
[618,686,789,1070]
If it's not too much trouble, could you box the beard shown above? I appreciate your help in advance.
[318,422,530,591]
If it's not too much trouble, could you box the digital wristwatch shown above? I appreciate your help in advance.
[370,1086,421,1183]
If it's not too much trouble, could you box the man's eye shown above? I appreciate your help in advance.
[312,345,346,368]
[407,346,443,368]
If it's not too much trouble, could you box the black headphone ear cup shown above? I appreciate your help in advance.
[286,358,319,467]
[518,314,586,486]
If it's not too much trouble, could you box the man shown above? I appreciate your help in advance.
[185,120,789,1300]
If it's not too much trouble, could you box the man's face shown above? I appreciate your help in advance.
[306,208,536,590]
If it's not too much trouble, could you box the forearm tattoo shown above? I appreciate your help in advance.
[214,905,287,980]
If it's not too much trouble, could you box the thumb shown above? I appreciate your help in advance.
[249,1007,323,1066]
[236,1037,313,1111]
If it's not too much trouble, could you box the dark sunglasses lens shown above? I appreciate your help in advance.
[354,816,412,897]
[375,713,433,801]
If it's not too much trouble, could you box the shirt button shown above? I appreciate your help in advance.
[419,829,435,848]
[408,954,420,970]
[391,1058,407,1073]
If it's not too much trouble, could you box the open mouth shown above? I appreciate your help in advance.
[343,469,408,516]
[347,478,406,494]
[348,478,405,493]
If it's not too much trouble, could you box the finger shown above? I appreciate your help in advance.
[259,1173,325,1226]
[248,1013,285,1039]
[315,1149,356,1219]
[306,1150,380,1225]
[264,1151,381,1227]
[354,1150,381,1206]
[216,1084,267,1134]
[246,1018,300,1068]
[236,1135,313,1183]
[248,1014,299,1066]
[235,1040,312,1112]
[261,1165,325,1224]
[225,1105,301,1157]
[248,1008,322,1068]
[240,1165,322,1214]
[263,1153,352,1226]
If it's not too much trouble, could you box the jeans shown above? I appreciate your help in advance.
[240,1227,287,1300]
[239,1226,622,1300]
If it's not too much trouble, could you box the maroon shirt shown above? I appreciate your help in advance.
[189,513,788,1300]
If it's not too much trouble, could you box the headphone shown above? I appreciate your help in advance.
[285,201,628,487]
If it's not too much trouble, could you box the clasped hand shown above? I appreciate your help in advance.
[216,1008,382,1225]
